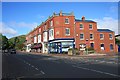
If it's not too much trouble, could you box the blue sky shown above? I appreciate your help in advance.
[1,2,118,38]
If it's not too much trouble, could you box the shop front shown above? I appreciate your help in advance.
[31,43,42,53]
[48,38,75,53]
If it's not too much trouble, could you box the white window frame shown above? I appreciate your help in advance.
[38,34,41,43]
[43,32,48,42]
[80,23,84,30]
[65,18,69,24]
[34,36,37,43]
[44,25,47,31]
[100,43,105,51]
[50,20,53,26]
[65,28,70,36]
[80,33,84,40]
[90,33,94,40]
[100,33,104,40]
[109,33,113,40]
[110,44,114,51]
[39,28,41,33]
[89,24,93,30]
[49,29,54,40]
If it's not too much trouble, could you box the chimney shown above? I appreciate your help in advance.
[59,10,62,16]
[82,16,85,21]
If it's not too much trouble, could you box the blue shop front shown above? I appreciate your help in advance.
[48,38,75,53]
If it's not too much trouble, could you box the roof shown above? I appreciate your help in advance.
[75,19,96,23]
[97,29,113,32]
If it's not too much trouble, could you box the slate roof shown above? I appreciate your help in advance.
[75,19,96,23]
[97,29,113,32]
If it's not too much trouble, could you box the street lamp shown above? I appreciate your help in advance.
[86,39,88,54]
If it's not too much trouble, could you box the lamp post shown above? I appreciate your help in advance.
[86,39,88,55]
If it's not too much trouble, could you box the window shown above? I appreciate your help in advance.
[80,33,84,40]
[90,34,94,40]
[65,28,70,36]
[49,29,53,37]
[65,18,69,24]
[90,43,94,48]
[34,36,37,43]
[39,28,41,33]
[43,32,48,42]
[50,21,53,26]
[100,44,105,50]
[100,34,104,40]
[89,24,93,30]
[110,44,114,50]
[109,34,113,39]
[38,34,41,43]
[44,25,47,31]
[80,24,84,29]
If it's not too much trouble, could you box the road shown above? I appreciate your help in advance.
[2,52,120,79]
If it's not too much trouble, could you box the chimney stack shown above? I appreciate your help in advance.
[82,16,85,21]
[59,10,62,16]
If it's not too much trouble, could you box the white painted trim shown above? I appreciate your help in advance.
[50,40,74,43]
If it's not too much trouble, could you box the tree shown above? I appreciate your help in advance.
[115,38,120,45]
[13,37,19,48]
[0,34,9,50]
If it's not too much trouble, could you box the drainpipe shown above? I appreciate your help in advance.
[74,17,76,48]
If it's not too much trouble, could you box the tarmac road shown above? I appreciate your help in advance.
[2,52,120,79]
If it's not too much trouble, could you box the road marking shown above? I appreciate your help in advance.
[40,70,45,74]
[72,65,120,77]
[35,68,39,71]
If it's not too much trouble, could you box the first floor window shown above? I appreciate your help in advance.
[90,34,94,40]
[38,34,41,43]
[109,34,113,39]
[80,33,84,40]
[110,44,114,50]
[50,21,53,26]
[80,24,84,29]
[89,24,93,30]
[100,34,104,40]
[34,36,37,43]
[65,28,70,36]
[65,18,69,24]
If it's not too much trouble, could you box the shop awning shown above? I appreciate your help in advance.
[31,43,42,49]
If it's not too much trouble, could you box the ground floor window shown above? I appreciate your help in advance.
[48,41,74,53]
[100,44,105,50]
[110,44,113,50]
[90,43,94,48]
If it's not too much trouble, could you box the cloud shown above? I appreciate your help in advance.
[9,21,38,29]
[92,17,118,34]
[0,21,39,38]
[0,22,17,35]
[110,6,118,13]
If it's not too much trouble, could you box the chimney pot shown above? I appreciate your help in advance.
[82,16,85,21]
[59,10,62,16]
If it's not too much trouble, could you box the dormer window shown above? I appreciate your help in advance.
[65,18,69,24]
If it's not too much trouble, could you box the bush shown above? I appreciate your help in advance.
[68,48,80,55]
[85,47,94,51]
[85,47,95,54]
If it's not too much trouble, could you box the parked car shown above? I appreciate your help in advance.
[10,49,16,54]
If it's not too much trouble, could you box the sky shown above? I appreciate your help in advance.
[1,2,119,38]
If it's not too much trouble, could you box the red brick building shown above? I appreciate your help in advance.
[26,11,117,53]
